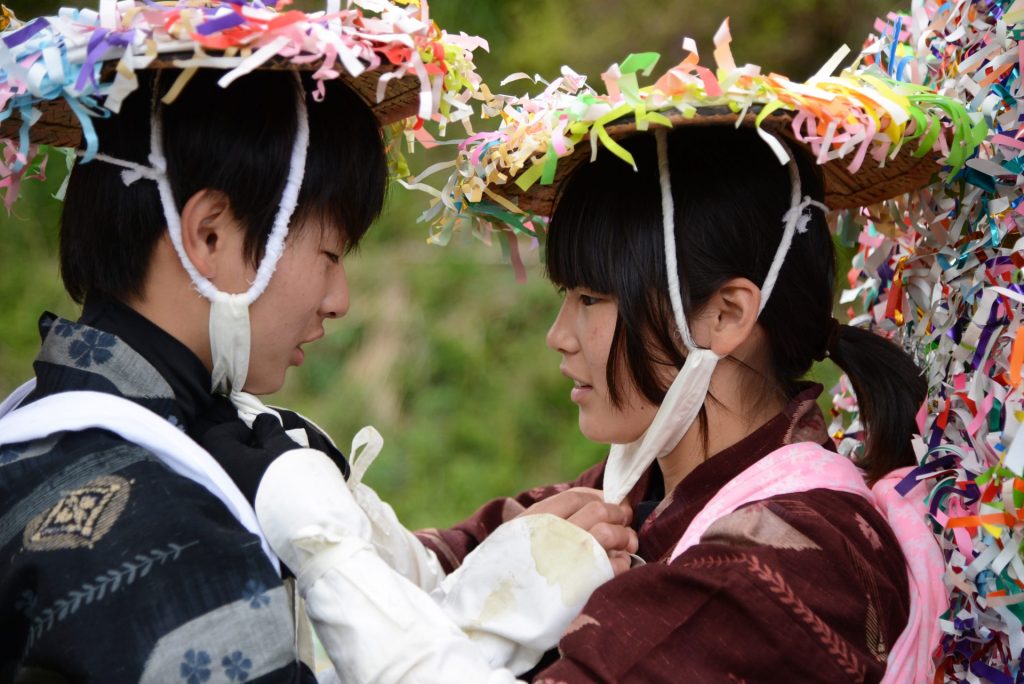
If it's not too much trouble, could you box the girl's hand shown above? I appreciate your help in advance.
[518,487,639,575]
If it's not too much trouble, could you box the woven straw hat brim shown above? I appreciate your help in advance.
[0,56,421,149]
[497,107,940,215]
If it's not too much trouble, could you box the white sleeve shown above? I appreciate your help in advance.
[432,509,614,673]
[350,481,447,592]
[255,449,613,682]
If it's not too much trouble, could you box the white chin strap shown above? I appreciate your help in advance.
[602,127,828,505]
[93,73,311,424]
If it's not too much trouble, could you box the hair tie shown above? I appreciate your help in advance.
[814,317,841,361]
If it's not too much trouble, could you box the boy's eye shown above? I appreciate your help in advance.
[323,251,340,265]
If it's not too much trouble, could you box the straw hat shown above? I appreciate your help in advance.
[497,107,949,215]
[0,1,486,158]
[0,64,423,149]
[417,24,982,241]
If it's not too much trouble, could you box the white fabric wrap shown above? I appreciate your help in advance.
[345,426,447,591]
[351,482,447,591]
[227,394,309,453]
[603,347,720,504]
[209,294,252,396]
[255,450,614,682]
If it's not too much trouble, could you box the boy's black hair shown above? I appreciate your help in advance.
[60,68,387,304]
[547,125,925,482]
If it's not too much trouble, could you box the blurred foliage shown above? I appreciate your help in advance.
[2,0,886,528]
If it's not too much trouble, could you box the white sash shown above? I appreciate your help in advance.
[0,380,280,575]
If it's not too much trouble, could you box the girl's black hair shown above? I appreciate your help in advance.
[546,125,925,482]
[60,68,387,304]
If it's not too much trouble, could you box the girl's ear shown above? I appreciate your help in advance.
[701,277,761,357]
[179,189,246,285]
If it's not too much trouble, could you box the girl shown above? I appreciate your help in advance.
[189,22,978,684]
[407,32,981,682]
[425,125,928,681]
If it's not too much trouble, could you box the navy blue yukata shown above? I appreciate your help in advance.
[0,299,317,683]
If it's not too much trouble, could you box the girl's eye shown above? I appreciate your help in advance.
[579,293,601,306]
[323,251,340,265]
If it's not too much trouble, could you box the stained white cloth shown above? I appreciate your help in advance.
[431,510,614,672]
[256,449,615,682]
[344,425,447,591]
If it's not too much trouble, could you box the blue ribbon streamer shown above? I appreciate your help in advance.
[62,94,100,162]
[887,16,903,78]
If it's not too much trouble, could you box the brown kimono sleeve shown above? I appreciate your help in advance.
[532,491,910,684]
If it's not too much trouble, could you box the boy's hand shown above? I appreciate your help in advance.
[200,413,302,505]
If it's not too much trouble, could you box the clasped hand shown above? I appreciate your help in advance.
[517,488,639,575]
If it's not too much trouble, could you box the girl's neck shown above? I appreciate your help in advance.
[657,360,788,496]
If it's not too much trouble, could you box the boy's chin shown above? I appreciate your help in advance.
[240,370,287,396]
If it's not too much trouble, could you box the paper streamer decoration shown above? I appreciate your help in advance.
[0,0,489,210]
[406,19,982,269]
[826,1,1024,679]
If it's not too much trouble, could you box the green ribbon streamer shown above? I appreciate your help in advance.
[470,201,541,238]
[591,102,640,169]
[619,52,661,76]
[540,146,559,186]
[515,160,545,192]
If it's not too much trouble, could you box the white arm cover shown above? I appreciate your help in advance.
[350,481,447,592]
[432,508,614,673]
[256,449,613,682]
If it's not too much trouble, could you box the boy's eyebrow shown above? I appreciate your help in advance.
[321,223,348,248]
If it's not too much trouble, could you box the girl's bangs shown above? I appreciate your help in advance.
[545,135,661,295]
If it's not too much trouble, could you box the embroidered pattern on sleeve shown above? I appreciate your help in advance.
[677,552,869,682]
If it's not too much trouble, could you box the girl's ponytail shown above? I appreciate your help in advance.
[830,324,927,483]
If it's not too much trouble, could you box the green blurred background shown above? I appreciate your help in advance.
[0,0,886,529]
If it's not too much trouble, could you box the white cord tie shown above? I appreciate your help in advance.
[654,127,696,351]
[757,150,829,316]
[783,196,830,235]
[347,426,385,490]
[85,72,311,408]
[76,150,164,187]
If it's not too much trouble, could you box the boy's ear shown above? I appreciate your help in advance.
[179,189,242,280]
[703,277,761,357]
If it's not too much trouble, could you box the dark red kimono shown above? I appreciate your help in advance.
[417,386,910,683]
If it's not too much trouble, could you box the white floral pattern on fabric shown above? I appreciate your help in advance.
[140,585,294,684]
